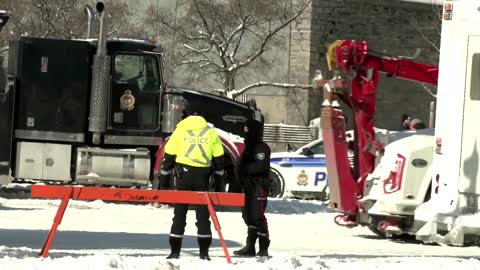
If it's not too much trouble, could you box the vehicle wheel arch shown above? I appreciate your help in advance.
[268,166,285,198]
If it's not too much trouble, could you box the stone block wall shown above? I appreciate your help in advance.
[288,0,440,130]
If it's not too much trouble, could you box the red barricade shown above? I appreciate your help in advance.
[31,185,244,264]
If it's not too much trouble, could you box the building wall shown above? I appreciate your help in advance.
[286,0,440,130]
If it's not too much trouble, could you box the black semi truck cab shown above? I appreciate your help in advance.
[0,3,261,187]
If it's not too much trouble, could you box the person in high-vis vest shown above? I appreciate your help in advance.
[158,110,225,261]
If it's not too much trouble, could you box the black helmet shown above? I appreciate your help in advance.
[245,119,263,144]
[181,100,203,119]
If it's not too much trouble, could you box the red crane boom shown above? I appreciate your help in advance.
[316,40,438,224]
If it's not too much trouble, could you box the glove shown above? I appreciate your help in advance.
[158,174,171,190]
[214,174,225,192]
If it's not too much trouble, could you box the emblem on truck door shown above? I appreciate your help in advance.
[120,90,135,111]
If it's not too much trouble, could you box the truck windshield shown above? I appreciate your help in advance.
[114,54,161,92]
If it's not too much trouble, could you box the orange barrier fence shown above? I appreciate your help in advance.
[31,185,245,264]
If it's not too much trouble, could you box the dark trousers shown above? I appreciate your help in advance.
[170,164,212,237]
[242,178,269,237]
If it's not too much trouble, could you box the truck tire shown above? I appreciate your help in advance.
[268,168,285,198]
[368,217,414,240]
[368,223,387,238]
[151,174,175,190]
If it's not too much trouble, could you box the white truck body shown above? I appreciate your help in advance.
[414,0,480,245]
[365,129,435,235]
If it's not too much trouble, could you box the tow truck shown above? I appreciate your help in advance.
[319,0,480,245]
[316,39,438,236]
[0,2,261,191]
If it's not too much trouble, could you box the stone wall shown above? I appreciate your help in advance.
[286,0,440,130]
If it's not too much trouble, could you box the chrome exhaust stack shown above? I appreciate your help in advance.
[88,2,110,145]
[84,5,95,39]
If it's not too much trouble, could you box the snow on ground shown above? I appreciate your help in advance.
[1,188,480,270]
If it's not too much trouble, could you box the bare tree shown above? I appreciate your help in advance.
[0,0,145,65]
[407,1,442,98]
[1,0,142,41]
[149,0,312,99]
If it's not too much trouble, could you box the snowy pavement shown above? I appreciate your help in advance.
[1,193,480,269]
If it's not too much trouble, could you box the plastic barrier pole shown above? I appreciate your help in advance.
[39,186,73,258]
[204,193,232,264]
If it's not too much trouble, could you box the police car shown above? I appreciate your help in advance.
[268,138,330,200]
[268,131,354,200]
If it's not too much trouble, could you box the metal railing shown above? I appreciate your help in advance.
[263,124,319,144]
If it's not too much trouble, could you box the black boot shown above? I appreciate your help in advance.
[198,237,212,261]
[233,228,257,256]
[257,236,270,257]
[167,237,182,259]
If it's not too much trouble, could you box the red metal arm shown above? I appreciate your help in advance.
[318,40,438,222]
[335,40,438,85]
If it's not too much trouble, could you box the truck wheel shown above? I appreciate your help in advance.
[151,174,175,190]
[368,216,388,238]
[368,223,387,238]
[268,168,285,198]
[368,218,414,240]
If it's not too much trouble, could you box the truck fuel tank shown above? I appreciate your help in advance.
[75,147,150,187]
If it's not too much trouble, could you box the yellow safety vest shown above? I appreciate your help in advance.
[164,115,224,167]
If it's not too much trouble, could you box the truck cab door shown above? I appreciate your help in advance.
[109,53,161,132]
[0,69,14,184]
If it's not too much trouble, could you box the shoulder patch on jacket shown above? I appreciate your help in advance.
[256,153,266,160]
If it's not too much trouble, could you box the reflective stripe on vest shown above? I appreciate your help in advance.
[183,127,212,166]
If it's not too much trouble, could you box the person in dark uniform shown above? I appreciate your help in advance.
[233,119,271,257]
[401,114,411,130]
[158,108,225,261]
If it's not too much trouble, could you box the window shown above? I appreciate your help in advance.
[308,142,324,155]
[114,54,160,92]
[471,53,480,100]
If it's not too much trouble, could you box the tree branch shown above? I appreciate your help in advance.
[179,58,211,66]
[216,81,312,99]
[159,15,210,42]
[420,84,437,98]
[192,0,229,70]
[234,0,311,70]
[182,43,225,70]
[227,13,256,62]
[183,42,213,54]
[408,16,440,52]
